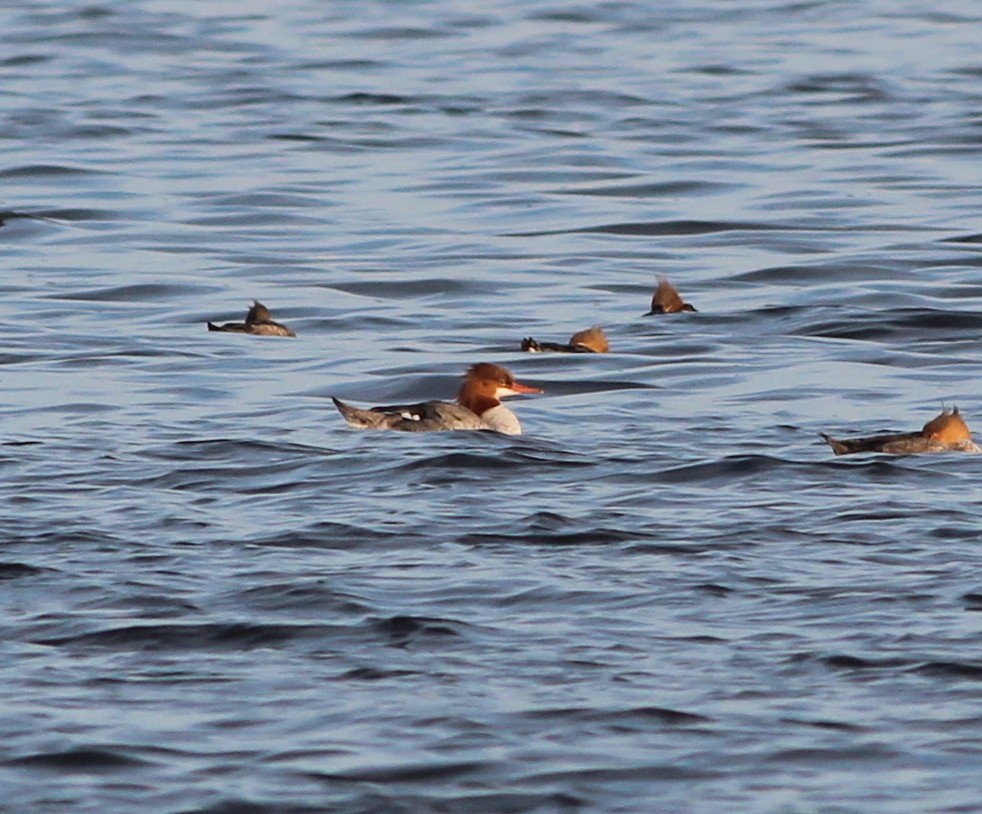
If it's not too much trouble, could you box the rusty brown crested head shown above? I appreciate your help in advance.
[646,276,696,315]
[921,407,972,444]
[568,326,609,353]
[245,300,273,325]
[456,363,542,415]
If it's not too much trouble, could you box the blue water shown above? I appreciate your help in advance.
[2,1,981,812]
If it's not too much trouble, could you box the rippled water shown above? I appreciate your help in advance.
[2,1,981,812]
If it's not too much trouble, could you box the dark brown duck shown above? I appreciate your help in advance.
[521,326,609,354]
[645,277,696,315]
[207,301,295,337]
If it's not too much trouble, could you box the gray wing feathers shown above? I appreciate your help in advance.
[332,398,489,432]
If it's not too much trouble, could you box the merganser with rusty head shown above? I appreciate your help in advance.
[208,301,295,337]
[521,325,609,354]
[645,277,696,315]
[333,363,542,435]
[821,407,982,455]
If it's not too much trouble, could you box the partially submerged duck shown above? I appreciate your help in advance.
[521,326,609,354]
[821,407,981,455]
[207,301,295,337]
[645,277,696,315]
[333,363,542,436]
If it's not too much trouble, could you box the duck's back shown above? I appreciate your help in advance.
[333,398,490,432]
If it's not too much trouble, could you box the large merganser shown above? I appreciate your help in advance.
[333,363,542,435]
[208,301,295,337]
[521,325,609,354]
[645,277,696,315]
[821,407,982,455]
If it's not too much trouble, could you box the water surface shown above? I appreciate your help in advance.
[2,1,981,812]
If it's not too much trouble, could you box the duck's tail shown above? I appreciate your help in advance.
[332,397,392,430]
[819,432,850,456]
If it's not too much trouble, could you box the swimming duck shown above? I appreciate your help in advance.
[521,326,610,354]
[333,363,542,435]
[821,407,982,455]
[207,301,295,337]
[645,277,696,315]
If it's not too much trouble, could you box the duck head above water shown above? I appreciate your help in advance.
[245,300,273,325]
[568,326,610,353]
[921,407,973,445]
[645,276,696,315]
[456,363,542,415]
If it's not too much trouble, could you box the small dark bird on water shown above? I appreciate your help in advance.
[521,325,610,354]
[207,301,295,337]
[645,277,696,315]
